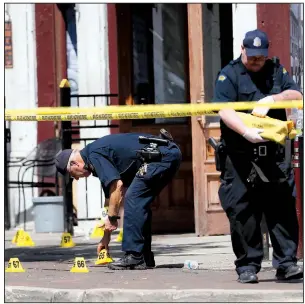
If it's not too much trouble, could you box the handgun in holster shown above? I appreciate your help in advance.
[136,129,173,163]
[208,137,226,172]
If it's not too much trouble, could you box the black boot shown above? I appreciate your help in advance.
[238,271,259,283]
[276,264,303,280]
[108,252,147,270]
[143,251,155,268]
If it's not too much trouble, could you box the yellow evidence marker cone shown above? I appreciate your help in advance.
[116,229,123,242]
[99,207,108,225]
[12,229,24,244]
[60,232,75,248]
[90,223,104,239]
[70,257,89,273]
[90,206,109,239]
[16,232,35,247]
[95,248,114,265]
[101,206,109,219]
[5,258,25,273]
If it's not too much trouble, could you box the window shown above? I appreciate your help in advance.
[206,4,233,124]
[132,4,188,124]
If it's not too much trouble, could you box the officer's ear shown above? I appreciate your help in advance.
[70,160,78,168]
[241,45,247,58]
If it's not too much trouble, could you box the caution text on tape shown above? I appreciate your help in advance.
[5,100,303,121]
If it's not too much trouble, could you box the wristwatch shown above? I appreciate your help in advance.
[108,215,120,222]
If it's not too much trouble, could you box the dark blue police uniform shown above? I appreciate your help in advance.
[213,56,301,276]
[80,133,181,255]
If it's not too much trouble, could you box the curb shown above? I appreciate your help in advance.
[5,286,303,303]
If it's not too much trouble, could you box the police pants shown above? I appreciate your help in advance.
[122,144,181,254]
[219,156,298,274]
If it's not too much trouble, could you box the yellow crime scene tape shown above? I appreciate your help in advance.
[5,100,303,121]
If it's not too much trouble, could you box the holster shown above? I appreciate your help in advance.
[208,138,226,172]
[137,129,172,163]
[137,149,161,163]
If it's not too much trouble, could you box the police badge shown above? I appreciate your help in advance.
[137,163,148,176]
[253,37,261,47]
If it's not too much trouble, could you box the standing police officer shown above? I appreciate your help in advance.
[55,131,181,270]
[213,29,303,283]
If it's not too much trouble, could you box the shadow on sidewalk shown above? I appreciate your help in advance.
[5,241,227,263]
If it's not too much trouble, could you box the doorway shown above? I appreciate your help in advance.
[195,3,233,235]
[116,4,194,234]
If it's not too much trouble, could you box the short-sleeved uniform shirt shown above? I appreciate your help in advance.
[80,133,159,198]
[213,56,301,147]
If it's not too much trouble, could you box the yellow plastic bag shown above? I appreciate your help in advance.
[237,112,297,146]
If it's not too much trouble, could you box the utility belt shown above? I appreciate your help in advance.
[230,142,286,160]
[209,137,292,183]
[136,129,174,163]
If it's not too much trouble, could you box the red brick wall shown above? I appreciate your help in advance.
[257,4,291,70]
[35,4,67,143]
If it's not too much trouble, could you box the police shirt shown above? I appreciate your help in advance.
[80,133,155,198]
[213,56,301,146]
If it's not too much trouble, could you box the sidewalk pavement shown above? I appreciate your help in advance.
[5,229,303,302]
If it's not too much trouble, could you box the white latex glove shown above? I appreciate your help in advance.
[242,128,268,144]
[252,95,275,118]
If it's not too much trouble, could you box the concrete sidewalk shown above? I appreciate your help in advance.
[5,230,303,302]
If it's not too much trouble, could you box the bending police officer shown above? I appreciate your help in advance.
[55,130,181,270]
[212,29,303,283]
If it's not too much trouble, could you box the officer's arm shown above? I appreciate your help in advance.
[273,89,303,101]
[107,180,124,217]
[272,66,303,102]
[213,73,248,136]
[89,153,123,217]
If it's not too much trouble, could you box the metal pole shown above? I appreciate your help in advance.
[59,79,74,236]
[293,136,303,259]
[4,98,11,230]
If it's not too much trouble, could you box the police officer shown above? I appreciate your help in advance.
[55,131,181,270]
[213,29,303,283]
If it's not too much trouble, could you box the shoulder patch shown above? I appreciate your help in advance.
[282,67,287,74]
[218,75,226,82]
